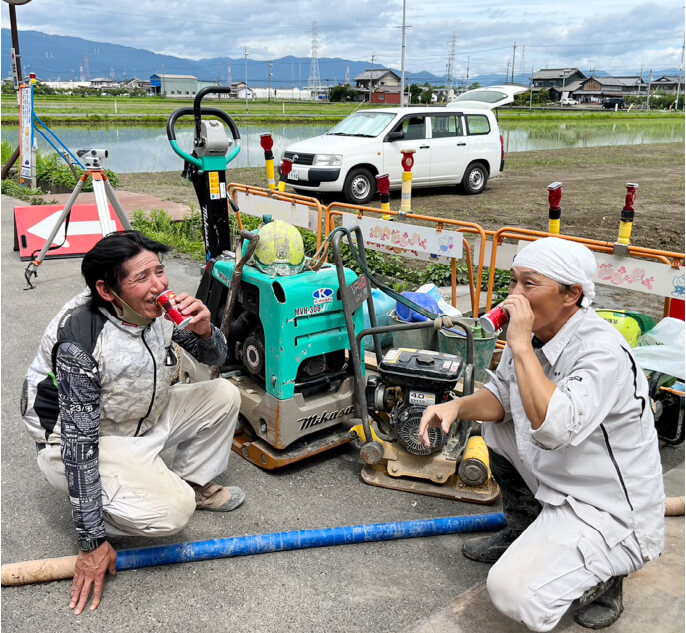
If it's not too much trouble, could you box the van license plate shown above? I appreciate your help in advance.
[290,167,307,182]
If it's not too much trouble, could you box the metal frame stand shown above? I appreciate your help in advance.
[24,168,132,289]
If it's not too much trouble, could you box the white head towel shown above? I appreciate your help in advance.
[512,237,597,308]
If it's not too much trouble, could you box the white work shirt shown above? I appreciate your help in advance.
[483,308,665,561]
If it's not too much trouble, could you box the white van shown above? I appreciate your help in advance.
[282,85,526,204]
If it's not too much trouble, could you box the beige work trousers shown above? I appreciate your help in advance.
[37,379,240,538]
[482,421,644,632]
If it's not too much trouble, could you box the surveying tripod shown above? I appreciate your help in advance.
[24,167,132,289]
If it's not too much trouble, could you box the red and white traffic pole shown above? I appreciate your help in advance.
[376,173,391,220]
[547,181,562,234]
[260,133,276,190]
[400,150,415,218]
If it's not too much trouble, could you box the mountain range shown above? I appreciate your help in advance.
[1,29,680,89]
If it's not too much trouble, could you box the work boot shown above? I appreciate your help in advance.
[191,483,245,512]
[462,450,541,564]
[573,575,625,629]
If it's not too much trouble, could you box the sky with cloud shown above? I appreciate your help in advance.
[2,0,684,78]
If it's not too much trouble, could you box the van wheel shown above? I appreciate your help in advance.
[461,163,488,195]
[343,167,375,205]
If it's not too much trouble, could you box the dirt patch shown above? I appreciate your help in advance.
[118,143,684,254]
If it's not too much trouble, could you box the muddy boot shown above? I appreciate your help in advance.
[573,575,625,629]
[462,450,541,564]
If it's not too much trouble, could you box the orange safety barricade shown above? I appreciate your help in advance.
[481,227,685,349]
[227,183,326,249]
[325,202,489,317]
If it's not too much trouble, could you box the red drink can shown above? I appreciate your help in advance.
[479,305,508,335]
[157,290,193,329]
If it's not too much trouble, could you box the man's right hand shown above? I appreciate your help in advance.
[70,541,117,615]
[419,399,460,449]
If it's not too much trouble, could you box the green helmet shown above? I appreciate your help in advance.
[253,219,306,276]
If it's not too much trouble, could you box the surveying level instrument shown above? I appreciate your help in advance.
[166,86,241,259]
[23,153,133,289]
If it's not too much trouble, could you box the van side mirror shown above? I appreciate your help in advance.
[385,130,405,142]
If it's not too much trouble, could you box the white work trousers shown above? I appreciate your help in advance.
[37,379,240,538]
[481,421,644,632]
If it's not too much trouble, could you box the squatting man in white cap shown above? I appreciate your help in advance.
[419,237,665,631]
[22,231,243,615]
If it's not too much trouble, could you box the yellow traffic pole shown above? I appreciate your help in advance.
[617,182,639,245]
[278,158,292,192]
[376,173,391,220]
[400,149,416,218]
[547,181,562,234]
[260,133,276,190]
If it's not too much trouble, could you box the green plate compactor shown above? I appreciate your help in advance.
[167,87,363,469]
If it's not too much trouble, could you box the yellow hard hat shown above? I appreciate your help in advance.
[253,219,305,276]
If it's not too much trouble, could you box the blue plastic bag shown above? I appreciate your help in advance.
[396,292,440,323]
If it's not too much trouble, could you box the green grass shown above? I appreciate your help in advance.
[0,95,368,124]
[3,94,682,126]
[131,208,207,260]
[0,178,54,204]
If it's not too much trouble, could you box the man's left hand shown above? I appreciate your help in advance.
[70,542,117,615]
[172,293,213,339]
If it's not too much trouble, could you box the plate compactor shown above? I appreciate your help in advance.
[167,89,498,503]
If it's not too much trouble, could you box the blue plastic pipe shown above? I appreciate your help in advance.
[117,513,506,572]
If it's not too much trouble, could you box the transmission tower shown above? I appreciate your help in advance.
[345,64,351,85]
[83,55,90,80]
[308,21,321,95]
[446,34,456,92]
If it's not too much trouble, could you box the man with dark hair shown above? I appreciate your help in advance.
[419,238,664,631]
[22,231,243,615]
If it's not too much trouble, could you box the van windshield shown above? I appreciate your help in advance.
[327,112,396,137]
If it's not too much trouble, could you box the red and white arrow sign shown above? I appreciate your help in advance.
[15,202,127,261]
[27,210,111,246]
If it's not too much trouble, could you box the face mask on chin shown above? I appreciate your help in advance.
[110,290,155,327]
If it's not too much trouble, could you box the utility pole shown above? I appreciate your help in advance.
[399,0,407,106]
[561,68,570,101]
[268,61,273,103]
[511,42,517,84]
[2,1,26,181]
[520,45,525,76]
[529,67,534,110]
[506,60,510,85]
[244,48,249,113]
[446,33,456,93]
[370,53,376,102]
[647,69,653,110]
[466,56,470,90]
[676,39,684,110]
